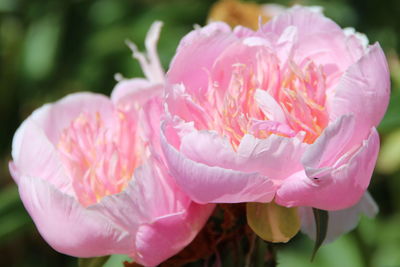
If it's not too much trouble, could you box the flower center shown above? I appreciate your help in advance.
[57,111,142,207]
[194,48,328,149]
[275,60,328,143]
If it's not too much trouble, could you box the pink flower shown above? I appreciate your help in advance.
[9,22,213,267]
[161,6,390,211]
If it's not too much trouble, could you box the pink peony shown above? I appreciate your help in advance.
[9,22,213,267]
[161,6,390,211]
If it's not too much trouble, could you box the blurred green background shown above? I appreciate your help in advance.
[1,0,400,266]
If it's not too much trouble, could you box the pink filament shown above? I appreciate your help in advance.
[192,48,328,149]
[57,111,142,207]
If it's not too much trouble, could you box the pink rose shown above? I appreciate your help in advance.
[161,6,390,211]
[9,22,213,267]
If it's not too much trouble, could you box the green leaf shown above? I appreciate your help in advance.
[0,208,31,244]
[246,202,301,243]
[22,14,61,81]
[311,208,329,261]
[103,254,132,267]
[376,128,400,174]
[0,185,32,244]
[78,256,110,267]
[378,91,400,134]
[0,185,20,215]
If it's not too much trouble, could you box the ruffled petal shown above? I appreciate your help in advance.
[180,130,238,170]
[92,156,214,266]
[209,40,276,96]
[328,43,390,147]
[254,89,287,123]
[302,114,355,177]
[161,121,276,204]
[237,133,307,181]
[180,129,306,180]
[11,93,119,196]
[167,22,236,97]
[93,159,190,231]
[233,25,257,38]
[11,117,74,195]
[111,78,163,109]
[111,78,164,151]
[264,6,340,39]
[264,6,354,72]
[29,92,115,145]
[17,175,132,257]
[134,202,214,266]
[299,192,378,243]
[275,128,380,210]
[343,27,369,63]
[165,84,211,131]
[141,97,164,152]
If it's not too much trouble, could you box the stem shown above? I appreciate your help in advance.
[245,236,278,267]
[245,232,257,267]
[264,242,277,267]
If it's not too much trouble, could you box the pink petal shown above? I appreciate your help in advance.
[274,25,298,65]
[141,97,164,152]
[165,84,211,130]
[134,202,214,266]
[328,43,390,148]
[233,25,257,38]
[11,118,74,195]
[161,122,275,204]
[299,192,378,242]
[125,21,165,84]
[302,114,355,177]
[8,162,19,183]
[111,78,163,109]
[111,78,164,151]
[179,128,305,180]
[142,21,165,83]
[237,134,307,181]
[250,120,296,138]
[264,6,341,39]
[167,22,236,97]
[175,117,306,186]
[343,27,369,63]
[92,158,214,266]
[11,93,117,196]
[17,175,133,257]
[242,36,272,47]
[254,89,287,123]
[30,92,115,145]
[94,160,189,226]
[275,128,380,210]
[209,40,275,96]
[264,6,354,72]
[180,130,238,170]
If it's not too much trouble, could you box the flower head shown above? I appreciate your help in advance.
[9,22,213,266]
[162,6,390,210]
